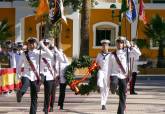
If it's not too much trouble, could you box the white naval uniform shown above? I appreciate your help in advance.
[109,47,142,79]
[16,45,53,81]
[8,51,20,68]
[129,46,141,73]
[108,47,141,114]
[40,44,65,81]
[56,52,69,84]
[96,52,111,106]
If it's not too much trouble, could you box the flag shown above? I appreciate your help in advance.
[139,0,147,24]
[126,0,137,23]
[121,0,129,13]
[36,0,49,17]
[0,68,22,94]
[49,0,67,24]
[60,0,67,23]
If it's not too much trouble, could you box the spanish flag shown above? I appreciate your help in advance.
[0,68,22,94]
[36,0,49,17]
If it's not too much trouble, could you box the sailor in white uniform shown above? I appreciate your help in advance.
[109,36,141,114]
[16,37,53,114]
[96,39,111,110]
[8,44,20,68]
[129,41,141,95]
[57,49,69,110]
[40,39,65,113]
[45,40,66,112]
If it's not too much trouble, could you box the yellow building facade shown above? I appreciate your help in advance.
[1,1,165,60]
[0,8,15,41]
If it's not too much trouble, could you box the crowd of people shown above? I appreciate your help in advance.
[0,36,141,114]
[0,38,69,114]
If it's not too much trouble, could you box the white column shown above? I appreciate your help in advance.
[66,11,81,58]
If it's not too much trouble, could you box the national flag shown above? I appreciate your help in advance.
[139,0,147,24]
[126,0,137,23]
[0,68,22,94]
[36,0,49,17]
[49,0,67,24]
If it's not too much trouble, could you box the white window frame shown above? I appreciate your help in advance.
[93,22,118,49]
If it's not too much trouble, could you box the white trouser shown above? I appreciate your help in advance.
[97,70,110,105]
[100,86,109,105]
[97,70,109,88]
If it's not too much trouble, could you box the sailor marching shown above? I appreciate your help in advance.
[96,39,111,110]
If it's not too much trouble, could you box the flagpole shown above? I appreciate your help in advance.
[38,15,43,83]
[135,2,140,39]
[124,15,128,38]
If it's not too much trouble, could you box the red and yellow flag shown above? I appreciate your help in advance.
[0,68,22,94]
[36,0,49,17]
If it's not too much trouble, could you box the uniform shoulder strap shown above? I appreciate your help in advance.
[42,57,54,76]
[112,51,126,74]
[24,50,40,81]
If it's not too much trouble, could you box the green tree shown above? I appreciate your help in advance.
[0,19,13,43]
[144,14,165,68]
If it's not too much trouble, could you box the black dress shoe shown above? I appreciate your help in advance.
[102,105,106,110]
[16,91,22,103]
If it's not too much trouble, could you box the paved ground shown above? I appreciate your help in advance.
[0,76,165,114]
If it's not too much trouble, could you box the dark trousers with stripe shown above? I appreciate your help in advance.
[58,83,67,109]
[30,81,38,114]
[49,80,56,109]
[44,78,54,114]
[110,76,127,114]
[130,72,137,94]
[19,77,38,114]
[19,77,30,95]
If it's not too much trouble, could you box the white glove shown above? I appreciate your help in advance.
[54,46,58,52]
[16,73,21,80]
[125,40,131,48]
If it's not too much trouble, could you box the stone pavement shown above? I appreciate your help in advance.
[0,77,165,114]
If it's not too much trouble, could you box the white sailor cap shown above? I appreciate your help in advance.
[43,39,50,43]
[27,37,38,43]
[100,39,110,44]
[116,36,126,43]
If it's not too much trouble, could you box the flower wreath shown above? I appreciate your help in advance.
[64,56,99,95]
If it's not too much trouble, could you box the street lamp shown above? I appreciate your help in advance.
[110,4,121,36]
[110,4,117,20]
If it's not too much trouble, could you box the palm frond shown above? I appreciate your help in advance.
[0,19,13,41]
[144,14,165,41]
